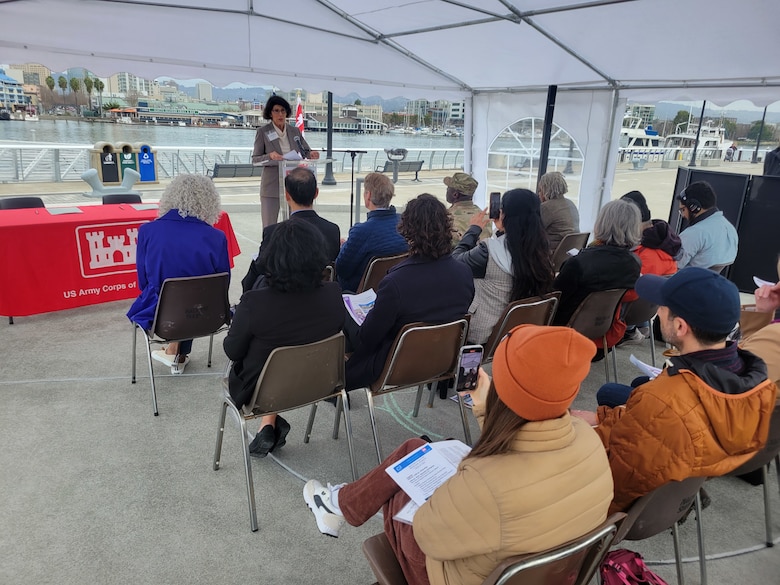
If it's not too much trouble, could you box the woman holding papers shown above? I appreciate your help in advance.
[252,95,319,228]
[223,220,344,458]
[304,324,613,585]
[453,188,555,344]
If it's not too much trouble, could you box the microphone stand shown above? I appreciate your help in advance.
[327,149,367,227]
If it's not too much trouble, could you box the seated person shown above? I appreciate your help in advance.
[443,171,491,247]
[537,171,580,252]
[740,266,780,385]
[127,174,230,375]
[576,267,777,514]
[345,194,474,391]
[223,221,344,457]
[552,199,642,355]
[676,181,738,270]
[241,167,340,292]
[453,188,554,344]
[335,172,408,292]
[304,325,614,585]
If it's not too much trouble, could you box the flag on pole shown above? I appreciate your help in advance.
[295,97,305,136]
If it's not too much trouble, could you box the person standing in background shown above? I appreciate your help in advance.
[537,171,580,252]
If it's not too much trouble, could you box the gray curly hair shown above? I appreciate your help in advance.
[537,172,568,201]
[158,174,221,225]
[593,199,641,248]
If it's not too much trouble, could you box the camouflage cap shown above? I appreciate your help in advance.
[443,172,478,197]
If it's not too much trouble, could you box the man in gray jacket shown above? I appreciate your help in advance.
[676,181,738,270]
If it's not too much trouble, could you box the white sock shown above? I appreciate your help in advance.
[328,483,346,515]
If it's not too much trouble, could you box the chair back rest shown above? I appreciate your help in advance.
[621,297,659,328]
[483,293,560,363]
[102,193,142,204]
[615,476,707,544]
[728,403,780,475]
[244,332,346,416]
[482,513,626,585]
[552,232,590,272]
[0,196,45,210]
[357,253,409,293]
[566,289,627,340]
[362,532,409,585]
[372,318,468,394]
[151,272,231,340]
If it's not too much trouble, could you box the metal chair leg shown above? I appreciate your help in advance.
[694,490,707,585]
[332,394,343,440]
[602,335,610,383]
[213,399,228,470]
[304,403,317,444]
[144,336,159,416]
[366,390,383,464]
[131,323,138,383]
[649,317,657,367]
[412,384,425,417]
[341,389,358,481]
[610,339,619,383]
[207,333,214,367]
[457,394,472,445]
[763,464,773,546]
[427,383,436,408]
[671,520,686,585]
[239,414,258,532]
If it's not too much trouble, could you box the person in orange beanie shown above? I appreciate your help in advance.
[303,324,614,585]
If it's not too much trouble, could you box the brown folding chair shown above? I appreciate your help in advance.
[356,252,409,293]
[551,232,590,273]
[362,533,409,585]
[614,477,708,585]
[618,296,660,366]
[724,404,780,547]
[482,513,626,585]
[482,292,560,364]
[130,272,231,416]
[0,196,45,209]
[565,288,627,383]
[213,332,353,532]
[332,318,470,463]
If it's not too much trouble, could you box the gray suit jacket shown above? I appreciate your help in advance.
[251,123,312,200]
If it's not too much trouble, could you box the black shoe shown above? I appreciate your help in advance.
[271,416,291,451]
[249,425,276,458]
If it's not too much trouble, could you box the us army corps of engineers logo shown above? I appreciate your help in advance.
[75,220,150,278]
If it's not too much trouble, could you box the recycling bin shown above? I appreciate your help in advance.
[135,144,159,183]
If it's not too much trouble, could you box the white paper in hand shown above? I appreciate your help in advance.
[630,354,662,379]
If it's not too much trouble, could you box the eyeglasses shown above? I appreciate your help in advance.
[271,108,287,114]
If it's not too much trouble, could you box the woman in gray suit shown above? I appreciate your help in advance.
[252,95,319,227]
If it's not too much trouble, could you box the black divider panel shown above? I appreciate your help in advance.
[687,169,749,228]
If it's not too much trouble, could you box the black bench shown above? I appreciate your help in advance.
[375,160,424,182]
[208,163,263,178]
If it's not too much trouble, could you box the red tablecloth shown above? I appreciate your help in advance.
[0,205,240,317]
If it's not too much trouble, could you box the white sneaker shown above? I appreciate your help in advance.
[152,350,176,367]
[170,355,190,375]
[303,479,345,538]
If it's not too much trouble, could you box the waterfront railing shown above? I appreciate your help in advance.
[0,144,465,183]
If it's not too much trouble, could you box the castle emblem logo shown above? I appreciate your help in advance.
[75,220,149,278]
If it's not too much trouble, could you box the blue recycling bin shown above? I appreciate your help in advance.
[136,144,158,183]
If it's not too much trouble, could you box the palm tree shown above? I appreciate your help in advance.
[45,75,55,92]
[83,76,94,110]
[94,78,105,116]
[57,75,67,105]
[69,77,81,110]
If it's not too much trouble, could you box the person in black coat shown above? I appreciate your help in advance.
[241,167,340,292]
[345,194,475,391]
[225,220,345,458]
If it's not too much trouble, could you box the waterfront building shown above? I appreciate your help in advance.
[107,72,154,96]
[196,82,213,101]
[10,63,51,86]
[0,68,26,110]
[625,103,656,128]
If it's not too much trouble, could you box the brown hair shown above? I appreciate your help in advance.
[363,172,395,207]
[398,194,453,259]
[466,383,528,459]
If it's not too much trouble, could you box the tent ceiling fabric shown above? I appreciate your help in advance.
[2,0,779,103]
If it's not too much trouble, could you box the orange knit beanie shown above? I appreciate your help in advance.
[492,324,596,421]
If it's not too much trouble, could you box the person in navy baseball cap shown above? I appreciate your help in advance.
[635,266,740,337]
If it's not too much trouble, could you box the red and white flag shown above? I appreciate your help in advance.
[295,98,305,136]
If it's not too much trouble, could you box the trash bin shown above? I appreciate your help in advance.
[91,142,120,184]
[135,144,158,183]
[116,142,138,180]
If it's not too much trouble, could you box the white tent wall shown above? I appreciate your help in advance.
[471,89,623,230]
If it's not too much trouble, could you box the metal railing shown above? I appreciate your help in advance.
[0,144,465,183]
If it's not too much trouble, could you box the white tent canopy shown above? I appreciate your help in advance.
[3,0,780,225]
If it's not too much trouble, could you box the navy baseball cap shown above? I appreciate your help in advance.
[635,267,740,336]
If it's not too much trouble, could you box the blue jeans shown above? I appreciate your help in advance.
[596,376,650,407]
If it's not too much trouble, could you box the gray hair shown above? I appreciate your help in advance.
[363,172,395,207]
[158,174,221,225]
[593,199,641,248]
[537,172,568,201]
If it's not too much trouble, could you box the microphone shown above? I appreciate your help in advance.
[294,136,310,159]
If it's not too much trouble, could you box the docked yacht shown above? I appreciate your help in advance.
[618,115,664,161]
[663,120,729,160]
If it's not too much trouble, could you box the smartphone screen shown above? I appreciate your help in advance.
[488,192,501,219]
[455,345,484,393]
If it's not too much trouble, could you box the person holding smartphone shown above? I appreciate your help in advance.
[303,325,613,585]
[452,189,555,344]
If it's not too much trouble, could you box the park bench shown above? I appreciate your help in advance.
[375,160,424,181]
[208,163,263,178]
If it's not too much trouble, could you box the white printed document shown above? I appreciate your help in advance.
[386,439,471,524]
[343,289,376,325]
[283,150,303,161]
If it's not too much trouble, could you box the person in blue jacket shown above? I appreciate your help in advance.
[127,174,230,374]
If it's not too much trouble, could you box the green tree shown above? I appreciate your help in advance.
[747,120,775,142]
[57,75,67,99]
[45,75,55,93]
[103,101,121,111]
[722,119,737,139]
[83,76,94,109]
[354,98,362,106]
[69,77,81,108]
[672,109,690,132]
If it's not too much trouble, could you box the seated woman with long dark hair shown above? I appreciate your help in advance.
[453,188,555,344]
[304,324,614,585]
[223,220,344,458]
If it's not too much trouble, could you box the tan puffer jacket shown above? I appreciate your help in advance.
[413,411,613,585]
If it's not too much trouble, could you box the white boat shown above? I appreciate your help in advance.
[663,120,729,161]
[178,121,187,127]
[617,115,664,162]
[117,116,133,125]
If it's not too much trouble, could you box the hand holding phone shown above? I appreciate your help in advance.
[488,192,501,220]
[455,345,484,393]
